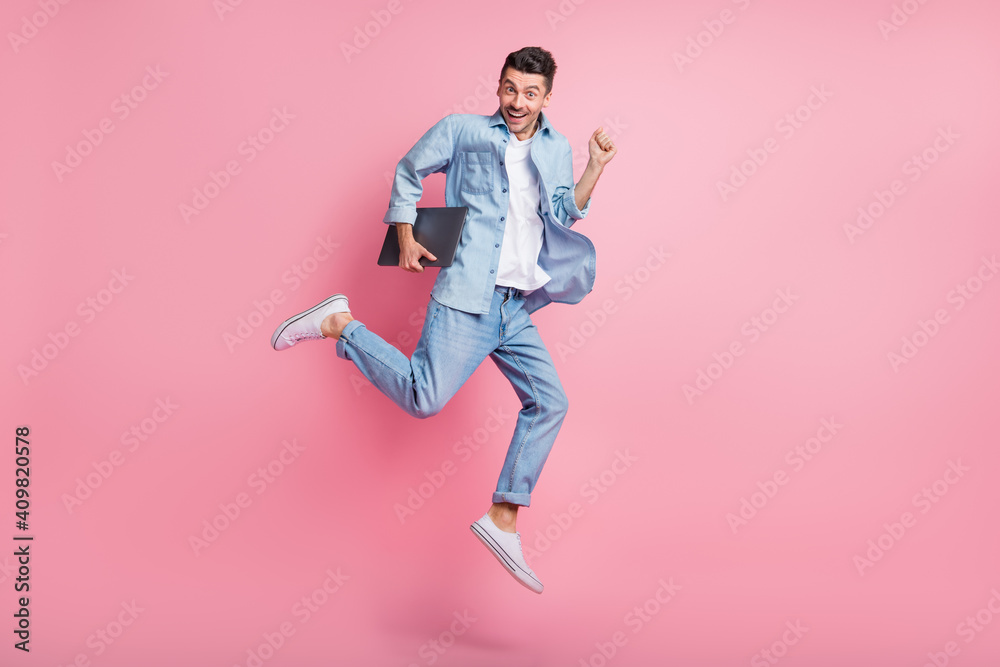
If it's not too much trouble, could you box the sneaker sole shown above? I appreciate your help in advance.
[470,522,543,593]
[270,293,347,350]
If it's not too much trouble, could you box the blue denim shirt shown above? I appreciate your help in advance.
[383,108,596,315]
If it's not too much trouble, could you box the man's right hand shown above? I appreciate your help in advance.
[395,222,437,273]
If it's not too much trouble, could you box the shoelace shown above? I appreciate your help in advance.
[289,332,324,342]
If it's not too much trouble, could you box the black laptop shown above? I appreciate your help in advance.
[377,206,468,267]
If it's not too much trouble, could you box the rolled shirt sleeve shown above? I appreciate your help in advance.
[549,145,590,228]
[383,115,456,225]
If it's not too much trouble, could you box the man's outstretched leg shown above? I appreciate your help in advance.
[272,293,491,418]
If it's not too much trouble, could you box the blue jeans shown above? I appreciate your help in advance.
[335,286,568,507]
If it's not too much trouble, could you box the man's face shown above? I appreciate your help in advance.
[497,67,551,140]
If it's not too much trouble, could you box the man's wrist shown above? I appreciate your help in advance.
[395,222,414,242]
[584,159,605,177]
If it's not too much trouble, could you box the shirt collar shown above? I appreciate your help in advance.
[489,107,551,137]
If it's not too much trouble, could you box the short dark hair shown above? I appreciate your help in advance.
[500,46,557,95]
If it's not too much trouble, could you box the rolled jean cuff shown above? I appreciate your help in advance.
[335,320,365,359]
[492,491,531,507]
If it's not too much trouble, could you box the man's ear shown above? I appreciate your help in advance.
[542,91,552,108]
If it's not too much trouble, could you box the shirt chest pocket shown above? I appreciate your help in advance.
[460,151,494,194]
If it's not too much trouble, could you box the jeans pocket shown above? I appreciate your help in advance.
[460,151,494,194]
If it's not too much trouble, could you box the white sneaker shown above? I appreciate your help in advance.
[270,294,350,351]
[470,513,543,594]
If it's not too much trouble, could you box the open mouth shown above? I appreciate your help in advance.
[507,110,527,121]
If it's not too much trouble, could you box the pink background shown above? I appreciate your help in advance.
[3,0,1000,665]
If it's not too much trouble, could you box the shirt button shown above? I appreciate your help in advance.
[490,270,495,274]
[502,189,507,193]
[495,243,499,248]
[499,161,504,165]
[500,217,504,221]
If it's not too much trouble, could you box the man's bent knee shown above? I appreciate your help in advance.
[407,398,446,420]
[547,389,569,423]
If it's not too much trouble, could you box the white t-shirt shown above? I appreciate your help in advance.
[495,133,551,291]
